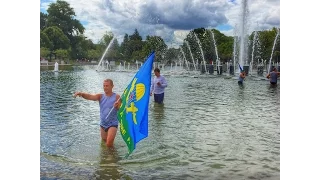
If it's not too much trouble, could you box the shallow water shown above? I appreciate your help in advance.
[40,68,280,180]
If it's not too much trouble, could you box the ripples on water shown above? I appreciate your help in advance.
[40,69,280,179]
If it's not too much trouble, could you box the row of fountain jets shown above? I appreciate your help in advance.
[95,27,279,76]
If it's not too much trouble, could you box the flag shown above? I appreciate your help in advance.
[117,51,155,155]
[238,63,243,72]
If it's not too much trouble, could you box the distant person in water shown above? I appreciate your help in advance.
[73,79,121,147]
[150,67,168,104]
[266,67,280,85]
[238,70,246,85]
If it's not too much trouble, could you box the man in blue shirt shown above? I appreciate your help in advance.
[238,70,246,85]
[267,67,280,85]
[73,79,121,147]
[150,67,168,104]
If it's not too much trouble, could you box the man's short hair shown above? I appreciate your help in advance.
[104,79,113,86]
[154,67,160,73]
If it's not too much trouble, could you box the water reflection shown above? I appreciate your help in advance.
[150,103,166,147]
[268,83,279,91]
[152,103,165,120]
[94,143,122,180]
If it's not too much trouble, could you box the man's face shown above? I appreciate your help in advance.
[103,81,113,93]
[154,71,160,77]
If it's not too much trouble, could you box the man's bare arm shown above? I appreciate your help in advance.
[73,92,101,101]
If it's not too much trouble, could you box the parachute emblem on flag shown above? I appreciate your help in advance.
[125,78,146,125]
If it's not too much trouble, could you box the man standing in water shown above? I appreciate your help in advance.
[238,70,246,85]
[150,67,168,104]
[73,79,121,147]
[266,67,280,85]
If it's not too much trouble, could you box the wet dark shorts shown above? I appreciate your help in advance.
[154,93,164,104]
[100,125,118,132]
[238,81,243,85]
[270,82,277,85]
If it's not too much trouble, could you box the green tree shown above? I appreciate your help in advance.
[40,31,53,49]
[46,0,84,37]
[55,49,70,60]
[108,38,121,61]
[272,28,280,63]
[40,12,48,30]
[99,31,114,46]
[46,0,85,59]
[87,49,101,60]
[40,47,50,58]
[257,28,280,63]
[120,34,130,59]
[71,35,91,59]
[183,28,208,64]
[212,29,234,62]
[97,31,119,61]
[128,29,144,60]
[164,47,180,65]
[142,35,167,62]
[43,26,70,50]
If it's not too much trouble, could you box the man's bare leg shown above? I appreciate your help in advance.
[106,127,117,147]
[100,127,108,142]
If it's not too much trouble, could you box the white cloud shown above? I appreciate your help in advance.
[40,0,280,46]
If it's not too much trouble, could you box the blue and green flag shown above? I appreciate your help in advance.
[117,51,155,155]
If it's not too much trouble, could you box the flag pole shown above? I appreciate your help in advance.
[104,97,121,122]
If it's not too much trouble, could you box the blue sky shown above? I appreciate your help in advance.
[40,0,280,47]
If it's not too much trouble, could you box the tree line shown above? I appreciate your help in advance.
[40,0,280,65]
